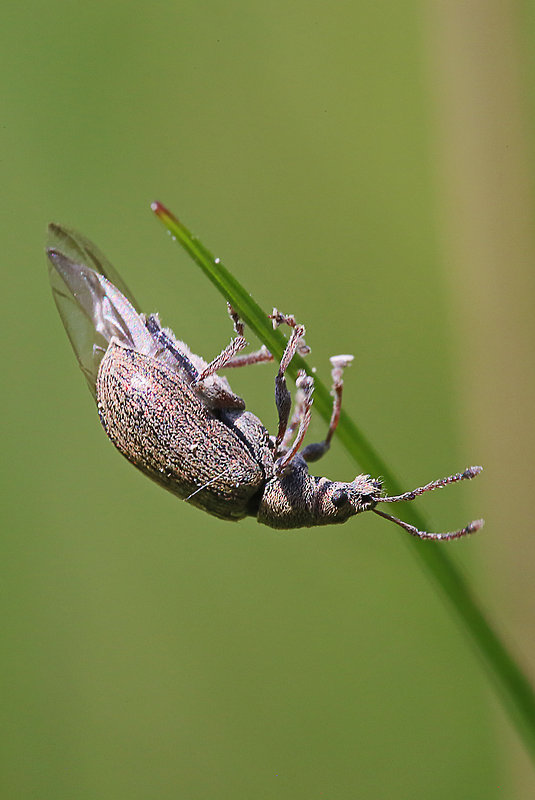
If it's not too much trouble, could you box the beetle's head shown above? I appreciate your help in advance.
[314,466,484,540]
[316,474,383,523]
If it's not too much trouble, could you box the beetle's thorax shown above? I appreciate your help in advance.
[257,457,380,529]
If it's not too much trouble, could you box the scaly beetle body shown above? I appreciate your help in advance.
[47,222,484,538]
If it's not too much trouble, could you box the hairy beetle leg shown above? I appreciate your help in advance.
[195,335,248,383]
[270,312,354,473]
[196,304,277,380]
[269,309,308,457]
[275,371,315,475]
[269,308,310,357]
[194,303,249,383]
[301,354,354,463]
[281,371,311,449]
[222,345,274,368]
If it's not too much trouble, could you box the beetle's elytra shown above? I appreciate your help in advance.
[47,222,484,538]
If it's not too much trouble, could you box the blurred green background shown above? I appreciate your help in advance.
[2,1,535,797]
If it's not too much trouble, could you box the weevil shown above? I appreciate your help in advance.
[46,223,484,538]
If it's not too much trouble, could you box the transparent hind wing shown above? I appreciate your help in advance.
[47,225,155,397]
[47,223,139,308]
[48,254,109,397]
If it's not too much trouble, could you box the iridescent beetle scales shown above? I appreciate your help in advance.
[97,342,265,520]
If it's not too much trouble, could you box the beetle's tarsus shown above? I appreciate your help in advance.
[270,309,310,355]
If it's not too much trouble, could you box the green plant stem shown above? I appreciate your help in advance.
[151,201,535,763]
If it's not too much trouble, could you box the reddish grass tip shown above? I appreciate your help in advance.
[150,200,167,215]
[150,201,178,222]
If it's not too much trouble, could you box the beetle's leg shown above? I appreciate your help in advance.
[204,307,310,375]
[275,372,315,476]
[194,303,249,383]
[281,371,310,449]
[270,309,310,357]
[270,309,308,457]
[222,345,274,368]
[300,355,354,462]
[196,304,278,380]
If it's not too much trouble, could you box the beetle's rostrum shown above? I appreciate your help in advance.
[47,222,484,537]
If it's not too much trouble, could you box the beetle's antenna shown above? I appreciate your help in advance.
[373,465,484,539]
[184,467,233,502]
[372,508,484,541]
[379,466,482,503]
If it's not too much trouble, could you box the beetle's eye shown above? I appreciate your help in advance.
[360,494,373,504]
[331,488,348,508]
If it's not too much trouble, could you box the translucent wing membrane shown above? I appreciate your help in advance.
[47,224,155,396]
[47,223,139,308]
[46,223,245,410]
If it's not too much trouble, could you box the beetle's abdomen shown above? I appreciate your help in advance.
[96,342,264,520]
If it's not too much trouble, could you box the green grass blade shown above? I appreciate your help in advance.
[151,200,535,761]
